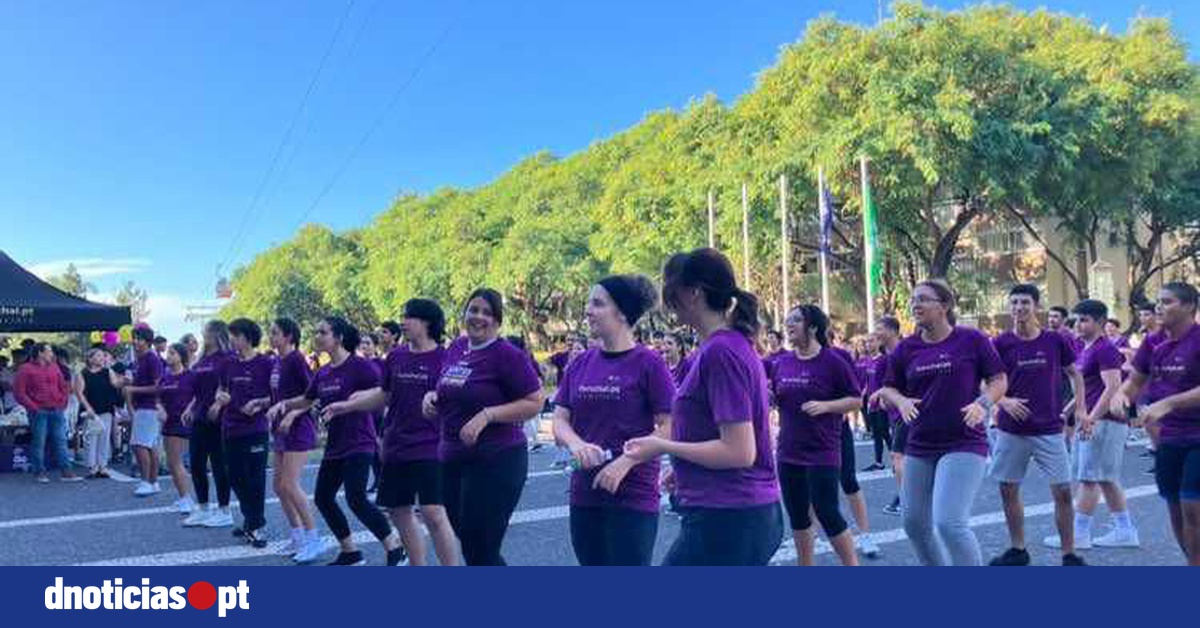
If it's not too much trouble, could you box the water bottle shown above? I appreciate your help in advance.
[566,449,614,474]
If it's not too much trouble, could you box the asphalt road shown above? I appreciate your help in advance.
[0,429,1184,567]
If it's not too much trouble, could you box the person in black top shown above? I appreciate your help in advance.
[78,348,124,478]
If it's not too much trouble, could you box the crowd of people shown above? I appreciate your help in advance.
[5,246,1199,567]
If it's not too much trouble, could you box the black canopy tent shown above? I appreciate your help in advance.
[0,251,131,332]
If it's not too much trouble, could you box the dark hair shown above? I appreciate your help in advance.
[153,335,168,345]
[132,327,155,344]
[1008,283,1041,304]
[1163,282,1199,309]
[792,304,831,347]
[365,333,381,346]
[403,298,446,344]
[505,335,528,351]
[597,274,659,326]
[324,316,360,352]
[228,318,263,348]
[464,288,504,325]
[916,279,958,326]
[1106,318,1122,328]
[767,330,784,343]
[30,342,49,360]
[274,317,302,347]
[52,346,70,362]
[169,342,191,366]
[662,248,761,338]
[878,316,901,333]
[380,321,402,338]
[1049,306,1069,318]
[1136,301,1157,314]
[1072,299,1108,322]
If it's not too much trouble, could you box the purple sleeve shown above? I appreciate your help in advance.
[359,358,382,391]
[552,356,577,408]
[380,353,395,390]
[1097,343,1124,372]
[834,355,861,399]
[703,344,755,425]
[881,346,906,392]
[643,353,677,415]
[1131,340,1154,376]
[1059,334,1078,372]
[304,370,319,400]
[501,344,542,401]
[974,331,1005,379]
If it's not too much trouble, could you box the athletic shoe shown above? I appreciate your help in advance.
[276,538,299,557]
[1062,553,1087,566]
[861,463,886,472]
[856,534,881,559]
[202,510,234,528]
[86,471,103,480]
[386,546,408,566]
[232,527,246,538]
[61,470,83,482]
[182,507,213,527]
[95,470,111,479]
[1145,466,1156,476]
[293,538,325,564]
[1139,450,1154,458]
[244,528,268,549]
[174,497,195,514]
[882,497,901,516]
[327,551,365,566]
[988,547,1030,566]
[133,481,159,497]
[36,474,50,484]
[1093,527,1140,548]
[529,443,545,452]
[1044,534,1091,550]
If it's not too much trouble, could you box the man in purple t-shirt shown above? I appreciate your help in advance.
[1045,299,1140,551]
[124,327,165,497]
[987,285,1087,566]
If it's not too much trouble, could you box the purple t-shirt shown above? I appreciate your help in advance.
[882,327,1004,458]
[771,348,861,467]
[993,330,1077,436]
[271,350,316,451]
[131,350,164,409]
[191,351,232,424]
[549,351,571,383]
[157,369,195,438]
[856,356,879,397]
[762,349,788,381]
[671,329,779,508]
[306,355,382,460]
[554,346,675,513]
[671,352,694,388]
[219,353,274,439]
[381,346,446,463]
[869,352,901,423]
[1132,324,1200,446]
[1076,336,1125,420]
[436,337,541,462]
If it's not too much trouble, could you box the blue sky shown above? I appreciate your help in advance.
[1,0,1194,340]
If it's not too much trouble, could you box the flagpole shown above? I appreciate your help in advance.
[818,167,831,313]
[707,189,715,248]
[741,182,751,289]
[779,175,789,314]
[861,157,876,334]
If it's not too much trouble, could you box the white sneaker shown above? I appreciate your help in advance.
[1044,533,1092,550]
[182,507,212,527]
[276,536,300,557]
[202,510,234,528]
[174,497,195,514]
[133,481,159,497]
[856,533,881,559]
[1093,527,1140,548]
[293,538,326,564]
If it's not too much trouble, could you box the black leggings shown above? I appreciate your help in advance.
[663,502,783,566]
[443,445,528,566]
[569,506,659,566]
[189,420,229,507]
[315,453,393,542]
[868,410,891,464]
[780,463,848,536]
[840,421,860,494]
[225,433,268,530]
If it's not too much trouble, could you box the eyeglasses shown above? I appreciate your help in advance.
[910,295,943,305]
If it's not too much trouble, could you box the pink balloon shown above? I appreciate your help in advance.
[103,331,119,347]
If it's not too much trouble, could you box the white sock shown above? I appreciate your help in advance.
[1112,510,1133,531]
[306,528,320,543]
[1075,512,1093,536]
[291,527,304,543]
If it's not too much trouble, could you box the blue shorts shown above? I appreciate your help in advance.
[1155,442,1200,503]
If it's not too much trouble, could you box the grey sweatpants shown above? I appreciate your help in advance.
[902,452,987,566]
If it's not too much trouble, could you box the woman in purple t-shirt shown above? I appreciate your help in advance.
[1113,283,1200,565]
[422,288,544,566]
[552,274,676,566]
[273,316,406,566]
[879,279,1007,566]
[265,318,318,562]
[663,331,693,388]
[157,342,196,514]
[624,248,782,566]
[771,305,863,566]
[180,320,234,528]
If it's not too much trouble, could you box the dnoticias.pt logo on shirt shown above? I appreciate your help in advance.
[44,577,249,617]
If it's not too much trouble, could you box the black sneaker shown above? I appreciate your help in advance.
[1062,553,1087,566]
[327,551,365,566]
[989,547,1030,566]
[882,497,901,516]
[1146,466,1157,476]
[386,546,408,566]
[862,463,886,472]
[244,528,268,549]
[231,527,245,538]
[1139,450,1154,458]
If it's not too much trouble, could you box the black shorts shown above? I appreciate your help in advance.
[376,459,443,508]
[1155,442,1200,503]
[892,421,908,455]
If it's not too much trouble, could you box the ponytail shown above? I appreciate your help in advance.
[730,288,762,339]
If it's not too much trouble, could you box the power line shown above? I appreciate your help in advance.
[216,0,359,277]
[291,15,458,230]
